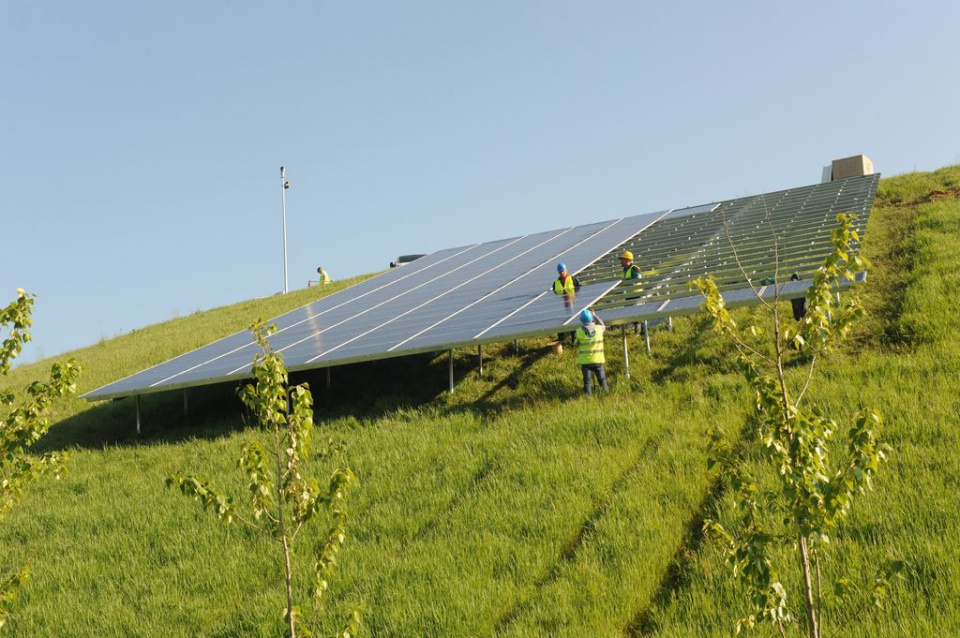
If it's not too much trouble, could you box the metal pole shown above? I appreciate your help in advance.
[622,325,630,378]
[478,345,483,378]
[280,166,290,294]
[644,320,651,355]
[448,349,454,393]
[135,395,141,435]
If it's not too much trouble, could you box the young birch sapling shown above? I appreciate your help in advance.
[690,214,900,638]
[168,320,358,638]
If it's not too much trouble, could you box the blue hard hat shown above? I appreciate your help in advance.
[557,262,567,273]
[579,309,593,324]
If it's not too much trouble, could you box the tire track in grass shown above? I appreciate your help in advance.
[409,456,500,543]
[491,433,666,636]
[623,411,757,635]
[622,473,725,636]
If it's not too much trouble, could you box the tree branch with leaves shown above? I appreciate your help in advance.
[1,289,81,630]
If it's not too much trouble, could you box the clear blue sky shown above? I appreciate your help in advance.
[3,0,958,363]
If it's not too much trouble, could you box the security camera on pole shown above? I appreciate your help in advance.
[280,166,291,294]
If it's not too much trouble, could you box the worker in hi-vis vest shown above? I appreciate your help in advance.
[553,262,581,299]
[553,262,582,344]
[619,250,643,335]
[575,308,609,396]
[620,251,642,280]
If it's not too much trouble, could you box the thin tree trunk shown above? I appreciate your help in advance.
[276,431,297,638]
[799,535,820,638]
[282,529,296,638]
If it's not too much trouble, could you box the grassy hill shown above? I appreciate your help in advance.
[2,165,959,636]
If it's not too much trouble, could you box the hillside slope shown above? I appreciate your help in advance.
[1,166,959,636]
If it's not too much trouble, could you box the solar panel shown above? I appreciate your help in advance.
[83,174,879,402]
[586,174,879,316]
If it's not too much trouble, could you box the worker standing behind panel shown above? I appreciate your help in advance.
[620,250,642,334]
[552,262,581,344]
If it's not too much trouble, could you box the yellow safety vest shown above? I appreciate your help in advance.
[554,276,576,296]
[576,324,605,364]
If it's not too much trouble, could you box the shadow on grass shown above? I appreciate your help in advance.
[38,353,470,453]
[447,345,575,415]
[36,383,245,453]
[474,346,553,405]
[648,315,736,386]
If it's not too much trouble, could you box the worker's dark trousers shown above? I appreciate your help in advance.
[580,363,608,395]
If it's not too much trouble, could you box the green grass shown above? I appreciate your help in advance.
[2,167,959,636]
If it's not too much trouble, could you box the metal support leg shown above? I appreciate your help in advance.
[448,349,455,394]
[622,325,630,379]
[135,395,141,435]
[644,320,651,356]
[183,389,189,416]
[514,339,519,354]
[326,367,331,389]
[478,345,483,378]
[668,316,673,332]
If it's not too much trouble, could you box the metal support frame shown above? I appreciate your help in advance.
[326,367,332,389]
[477,345,483,378]
[135,395,141,435]
[183,389,188,416]
[644,320,651,355]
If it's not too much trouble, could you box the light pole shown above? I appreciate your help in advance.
[280,166,291,294]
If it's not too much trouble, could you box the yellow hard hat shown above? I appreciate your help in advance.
[619,251,634,261]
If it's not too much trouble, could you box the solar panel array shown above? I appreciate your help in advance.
[83,173,879,401]
[84,211,667,400]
